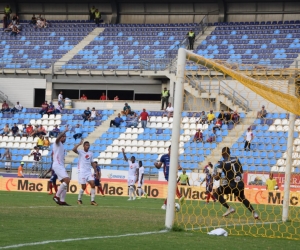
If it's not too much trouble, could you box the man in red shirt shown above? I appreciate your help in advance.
[26,124,33,136]
[193,129,203,142]
[1,101,10,113]
[139,108,150,128]
[100,92,107,100]
[39,101,48,117]
[80,94,87,100]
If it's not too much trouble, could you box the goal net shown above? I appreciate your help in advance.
[169,49,300,240]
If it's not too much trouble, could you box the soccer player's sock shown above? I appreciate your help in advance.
[128,187,133,198]
[54,185,58,193]
[49,182,53,192]
[218,195,229,209]
[78,189,84,201]
[56,182,67,198]
[138,188,142,197]
[243,199,254,212]
[60,189,67,202]
[206,193,211,202]
[132,186,136,197]
[164,199,167,205]
[90,188,95,202]
[99,185,104,195]
[176,187,181,198]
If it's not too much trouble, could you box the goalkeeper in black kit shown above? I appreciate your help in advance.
[213,147,259,219]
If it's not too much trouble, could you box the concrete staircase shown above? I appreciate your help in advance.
[193,26,215,51]
[198,112,257,169]
[65,111,116,164]
[54,27,105,69]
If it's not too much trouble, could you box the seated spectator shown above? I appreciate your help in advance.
[26,123,34,136]
[232,110,240,125]
[1,101,10,113]
[218,110,225,122]
[36,14,48,28]
[207,110,215,124]
[257,105,267,118]
[206,129,216,143]
[100,92,107,100]
[55,101,63,115]
[73,124,82,139]
[39,101,48,117]
[82,107,91,122]
[10,25,20,36]
[43,136,50,149]
[193,129,203,142]
[29,14,37,25]
[36,124,47,137]
[49,125,60,138]
[37,135,44,149]
[90,107,98,120]
[196,111,207,124]
[110,113,124,128]
[11,123,20,137]
[80,94,87,100]
[225,111,233,124]
[11,101,23,113]
[163,103,174,119]
[1,123,10,136]
[213,119,222,130]
[12,14,19,25]
[21,124,27,137]
[114,96,119,101]
[126,113,139,128]
[46,102,55,116]
[31,125,39,137]
[121,103,131,116]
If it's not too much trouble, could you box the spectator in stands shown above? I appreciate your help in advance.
[90,107,98,120]
[207,110,215,124]
[90,6,96,20]
[11,123,20,137]
[31,125,39,137]
[218,110,225,123]
[11,101,23,113]
[193,129,203,142]
[58,91,64,108]
[55,101,63,115]
[36,14,48,28]
[29,14,37,25]
[39,101,48,117]
[4,5,12,20]
[139,108,150,128]
[161,87,170,110]
[46,102,55,116]
[163,102,174,119]
[1,123,10,136]
[82,107,91,122]
[225,111,233,125]
[21,124,28,137]
[43,136,50,150]
[257,105,267,118]
[36,124,47,137]
[126,113,139,128]
[121,103,131,116]
[73,124,83,140]
[244,127,254,151]
[187,29,195,50]
[49,125,60,138]
[213,119,222,130]
[2,148,12,172]
[110,113,124,128]
[10,25,20,36]
[31,147,42,174]
[37,135,44,149]
[100,92,107,100]
[232,111,240,125]
[206,129,216,143]
[114,96,119,101]
[11,14,19,26]
[94,9,101,27]
[3,14,8,29]
[1,101,10,113]
[196,111,207,124]
[80,94,87,100]
[26,124,33,137]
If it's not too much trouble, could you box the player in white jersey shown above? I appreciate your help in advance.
[52,126,70,206]
[73,139,98,206]
[137,161,148,199]
[122,148,138,201]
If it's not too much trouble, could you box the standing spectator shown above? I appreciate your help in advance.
[207,110,215,124]
[94,9,101,27]
[2,148,12,172]
[43,136,50,150]
[206,129,216,143]
[90,107,98,120]
[114,96,119,101]
[11,101,23,113]
[58,91,64,108]
[18,162,25,178]
[37,135,44,149]
[121,103,131,116]
[218,110,225,123]
[163,103,174,119]
[126,113,139,128]
[26,123,34,137]
[139,108,150,128]
[110,113,124,128]
[55,101,63,115]
[49,125,60,138]
[1,123,10,136]
[82,107,91,122]
[80,94,87,100]
[73,124,83,140]
[31,147,42,174]
[89,6,96,20]
[193,129,203,142]
[196,111,207,124]
[244,127,254,151]
[100,92,107,100]
[47,102,55,116]
[36,124,47,137]
[232,111,240,125]
[1,101,10,113]
[187,29,195,50]
[266,173,278,190]
[257,105,267,118]
[161,87,169,110]
[29,14,37,25]
[4,5,12,20]
[11,123,20,137]
[3,14,8,29]
[39,101,48,117]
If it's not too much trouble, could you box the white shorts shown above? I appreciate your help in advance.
[78,171,94,185]
[127,176,137,186]
[137,179,144,188]
[5,162,11,167]
[52,164,69,181]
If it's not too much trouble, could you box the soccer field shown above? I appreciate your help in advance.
[0,191,298,250]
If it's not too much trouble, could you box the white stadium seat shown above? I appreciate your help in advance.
[106,146,113,151]
[106,152,112,158]
[156,123,163,128]
[138,128,144,133]
[169,118,173,122]
[183,123,189,129]
[125,134,132,139]
[283,126,289,131]
[55,114,62,120]
[112,139,119,145]
[119,134,126,139]
[282,119,289,125]
[30,119,36,125]
[151,141,158,147]
[144,140,151,147]
[49,114,55,120]
[156,117,162,122]
[269,125,276,131]
[22,156,29,161]
[151,148,158,153]
[158,147,166,154]
[131,146,138,152]
[105,159,111,164]
[162,117,168,123]
[42,150,49,156]
[295,119,300,126]
[7,142,13,148]
[20,142,26,148]
[119,140,126,146]
[144,147,151,153]
[99,152,106,158]
[276,125,283,131]
[0,142,6,148]
[182,117,189,123]
[190,124,196,129]
[163,123,169,128]
[276,159,285,166]
[132,128,138,133]
[112,146,119,152]
[149,123,156,128]
[202,124,208,130]
[131,134,138,139]
[42,120,48,125]
[158,141,165,147]
[42,114,48,120]
[131,140,138,146]
[99,159,105,164]
[112,153,118,158]
[150,117,156,122]
[274,119,281,125]
[271,166,278,172]
[126,128,132,133]
[12,142,20,148]
[137,147,145,153]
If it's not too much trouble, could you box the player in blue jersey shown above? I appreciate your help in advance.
[200,162,216,203]
[93,161,105,196]
[154,145,184,210]
[44,166,58,195]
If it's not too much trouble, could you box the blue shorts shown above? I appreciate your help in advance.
[50,174,57,185]
[94,179,100,186]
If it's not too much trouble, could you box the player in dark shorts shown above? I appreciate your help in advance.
[200,162,216,204]
[213,147,259,219]
[93,161,105,196]
[44,165,58,195]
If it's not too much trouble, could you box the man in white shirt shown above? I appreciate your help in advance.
[122,148,139,201]
[73,139,98,206]
[90,107,97,120]
[244,127,254,151]
[11,101,23,113]
[163,102,174,119]
[137,161,148,199]
[58,91,64,108]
